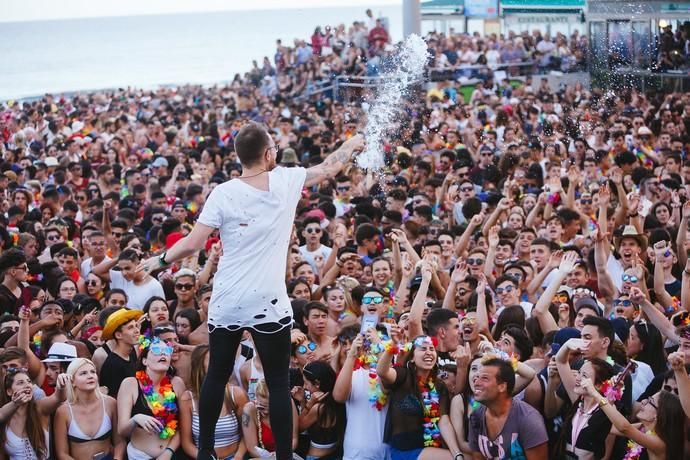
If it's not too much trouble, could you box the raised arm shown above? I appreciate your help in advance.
[533,253,577,335]
[139,221,216,274]
[407,261,432,340]
[678,201,690,269]
[668,352,690,418]
[555,338,582,404]
[455,213,484,258]
[304,135,364,188]
[582,378,666,457]
[630,287,679,343]
[333,335,364,403]
[652,242,674,308]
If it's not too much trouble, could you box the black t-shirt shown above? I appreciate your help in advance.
[383,366,450,451]
[0,284,29,315]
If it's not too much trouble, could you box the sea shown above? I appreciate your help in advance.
[0,5,401,100]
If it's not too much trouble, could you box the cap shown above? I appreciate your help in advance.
[575,297,602,317]
[280,148,299,165]
[152,157,169,168]
[548,327,581,356]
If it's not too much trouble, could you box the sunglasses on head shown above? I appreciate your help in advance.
[662,384,679,395]
[622,274,639,283]
[362,296,384,305]
[297,342,317,354]
[553,293,569,304]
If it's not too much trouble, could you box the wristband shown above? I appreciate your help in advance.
[158,251,169,267]
[628,212,639,217]
[454,453,464,460]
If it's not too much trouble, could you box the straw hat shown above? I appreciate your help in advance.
[613,225,648,252]
[102,308,143,340]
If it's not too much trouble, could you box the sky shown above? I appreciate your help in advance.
[3,0,402,22]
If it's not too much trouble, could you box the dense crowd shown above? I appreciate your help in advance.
[1,9,690,460]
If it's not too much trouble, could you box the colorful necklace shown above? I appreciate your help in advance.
[623,426,654,460]
[417,376,442,447]
[135,371,178,439]
[354,339,387,410]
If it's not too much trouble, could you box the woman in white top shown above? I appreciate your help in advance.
[54,358,124,460]
[180,345,248,460]
[0,367,69,460]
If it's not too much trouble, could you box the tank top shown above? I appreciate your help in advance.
[259,420,276,452]
[4,427,49,460]
[67,398,112,443]
[100,343,137,397]
[189,390,240,448]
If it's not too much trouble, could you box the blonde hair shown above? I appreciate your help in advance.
[255,379,269,399]
[66,358,101,404]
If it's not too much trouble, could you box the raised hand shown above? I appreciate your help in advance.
[548,250,563,269]
[451,261,468,283]
[558,251,579,273]
[628,286,646,305]
[488,225,500,248]
[401,252,414,279]
[668,351,686,372]
[598,183,611,207]
[469,212,485,228]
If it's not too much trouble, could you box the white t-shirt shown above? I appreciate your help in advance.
[81,256,111,279]
[197,166,306,331]
[631,359,655,402]
[343,368,390,460]
[109,269,165,310]
[299,244,332,272]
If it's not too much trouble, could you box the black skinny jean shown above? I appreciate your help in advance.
[198,322,292,460]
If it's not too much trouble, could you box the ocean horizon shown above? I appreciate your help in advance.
[0,4,401,100]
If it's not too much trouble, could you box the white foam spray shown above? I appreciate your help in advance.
[357,34,429,171]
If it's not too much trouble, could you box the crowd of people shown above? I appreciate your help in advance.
[0,9,690,460]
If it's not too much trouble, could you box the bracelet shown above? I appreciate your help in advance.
[164,447,175,456]
[158,251,169,267]
[684,269,690,276]
[598,398,609,407]
[454,453,464,460]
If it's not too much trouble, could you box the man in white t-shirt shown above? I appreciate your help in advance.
[299,216,332,272]
[140,123,364,460]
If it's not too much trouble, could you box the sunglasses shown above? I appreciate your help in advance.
[305,227,322,234]
[297,342,317,354]
[14,264,28,272]
[580,199,592,205]
[362,296,384,305]
[622,274,639,283]
[460,186,473,192]
[461,317,477,325]
[641,397,658,410]
[175,283,194,291]
[337,186,351,192]
[553,293,569,304]
[112,232,124,238]
[466,258,484,266]
[495,285,514,295]
[613,299,632,307]
[662,384,679,395]
[149,344,174,356]
[47,235,61,242]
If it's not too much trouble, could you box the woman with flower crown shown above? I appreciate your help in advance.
[116,336,185,460]
[377,332,462,460]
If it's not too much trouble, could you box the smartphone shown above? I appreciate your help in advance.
[360,313,379,334]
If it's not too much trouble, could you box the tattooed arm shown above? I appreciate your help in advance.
[304,134,365,187]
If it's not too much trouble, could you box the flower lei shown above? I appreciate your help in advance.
[417,376,442,447]
[353,336,391,411]
[598,375,625,402]
[32,332,42,357]
[623,427,654,460]
[135,370,178,439]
